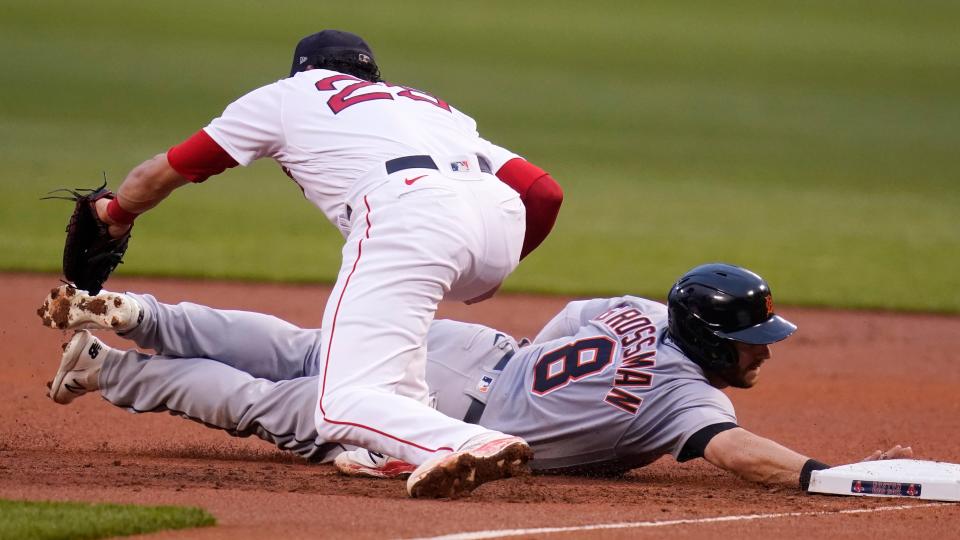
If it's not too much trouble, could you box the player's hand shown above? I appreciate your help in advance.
[94,197,133,238]
[861,444,914,462]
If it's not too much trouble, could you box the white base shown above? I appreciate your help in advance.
[809,459,960,502]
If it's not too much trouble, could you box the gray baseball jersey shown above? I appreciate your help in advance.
[460,296,737,472]
[96,294,735,471]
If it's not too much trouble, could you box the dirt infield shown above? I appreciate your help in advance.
[1,273,957,539]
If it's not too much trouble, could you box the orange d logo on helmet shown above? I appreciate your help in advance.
[765,294,774,317]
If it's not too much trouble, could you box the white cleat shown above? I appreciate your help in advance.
[48,330,107,405]
[38,284,141,332]
[334,449,416,479]
[406,434,532,499]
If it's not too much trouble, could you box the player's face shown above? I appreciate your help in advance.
[730,342,771,388]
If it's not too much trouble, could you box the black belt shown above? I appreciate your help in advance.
[385,154,492,175]
[462,349,514,424]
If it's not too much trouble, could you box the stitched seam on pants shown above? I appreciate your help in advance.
[317,194,454,454]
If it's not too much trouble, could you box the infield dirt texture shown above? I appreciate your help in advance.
[2,274,959,538]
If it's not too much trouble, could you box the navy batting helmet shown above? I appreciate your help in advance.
[667,263,796,374]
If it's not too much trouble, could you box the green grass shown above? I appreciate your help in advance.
[1,0,958,311]
[0,499,214,540]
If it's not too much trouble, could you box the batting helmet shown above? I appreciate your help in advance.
[667,263,796,374]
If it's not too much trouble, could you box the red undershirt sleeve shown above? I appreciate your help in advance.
[166,129,240,183]
[495,158,564,259]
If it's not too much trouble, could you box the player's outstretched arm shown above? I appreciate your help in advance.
[94,153,189,236]
[703,427,808,486]
[94,129,240,236]
[703,427,913,489]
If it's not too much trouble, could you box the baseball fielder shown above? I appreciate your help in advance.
[39,263,910,489]
[85,30,564,497]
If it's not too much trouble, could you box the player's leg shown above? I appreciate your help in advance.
[314,176,528,496]
[52,330,335,461]
[315,210,487,461]
[38,285,321,381]
[333,320,519,478]
[122,293,321,380]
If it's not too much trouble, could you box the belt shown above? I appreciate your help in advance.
[385,154,492,175]
[462,349,514,424]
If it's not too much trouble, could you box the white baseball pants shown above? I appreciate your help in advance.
[315,157,525,465]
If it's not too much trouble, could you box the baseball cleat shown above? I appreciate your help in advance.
[37,284,141,332]
[334,449,416,479]
[406,434,532,498]
[49,330,107,405]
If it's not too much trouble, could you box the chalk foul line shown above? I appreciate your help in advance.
[407,502,953,540]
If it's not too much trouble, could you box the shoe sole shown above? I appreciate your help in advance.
[407,441,533,498]
[49,332,92,404]
[38,285,132,331]
[337,461,415,479]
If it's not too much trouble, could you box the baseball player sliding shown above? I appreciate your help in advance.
[84,29,563,497]
[38,263,910,491]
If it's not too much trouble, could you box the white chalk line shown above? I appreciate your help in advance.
[407,502,953,540]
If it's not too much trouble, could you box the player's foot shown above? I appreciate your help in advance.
[406,434,532,498]
[38,284,142,332]
[48,330,107,405]
[334,449,416,479]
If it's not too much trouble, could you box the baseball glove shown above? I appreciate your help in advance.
[43,182,132,295]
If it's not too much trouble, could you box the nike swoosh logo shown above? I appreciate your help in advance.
[404,175,427,186]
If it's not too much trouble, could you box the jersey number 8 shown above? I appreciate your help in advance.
[532,337,615,395]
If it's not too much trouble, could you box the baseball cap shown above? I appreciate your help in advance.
[289,30,376,77]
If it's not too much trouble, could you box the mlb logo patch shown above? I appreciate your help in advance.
[477,375,494,393]
[450,160,471,172]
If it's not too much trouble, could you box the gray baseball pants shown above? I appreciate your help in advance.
[96,294,515,463]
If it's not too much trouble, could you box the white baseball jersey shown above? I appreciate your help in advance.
[203,69,519,226]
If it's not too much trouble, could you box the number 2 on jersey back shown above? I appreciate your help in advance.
[532,337,615,395]
[315,74,451,114]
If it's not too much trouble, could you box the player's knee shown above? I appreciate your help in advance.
[315,387,364,427]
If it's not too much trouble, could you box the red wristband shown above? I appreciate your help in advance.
[106,197,139,225]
